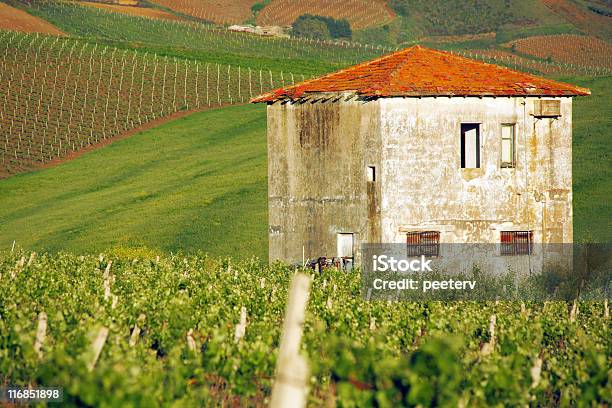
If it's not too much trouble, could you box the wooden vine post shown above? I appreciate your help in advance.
[103,260,113,301]
[270,273,312,408]
[129,314,146,347]
[234,306,247,343]
[34,311,47,359]
[480,314,496,356]
[87,327,109,372]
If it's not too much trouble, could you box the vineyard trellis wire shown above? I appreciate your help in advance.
[151,0,258,26]
[255,0,395,30]
[454,48,612,78]
[0,31,304,176]
[25,0,397,68]
[504,34,612,71]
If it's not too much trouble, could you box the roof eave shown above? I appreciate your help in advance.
[252,90,591,103]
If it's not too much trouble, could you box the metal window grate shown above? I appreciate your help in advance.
[500,231,533,255]
[407,231,440,257]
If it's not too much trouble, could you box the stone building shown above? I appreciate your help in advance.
[252,46,589,266]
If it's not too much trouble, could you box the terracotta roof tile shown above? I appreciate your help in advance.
[251,45,590,102]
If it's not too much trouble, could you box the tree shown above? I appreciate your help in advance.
[291,14,351,40]
[292,15,332,40]
[328,18,351,39]
[389,0,410,16]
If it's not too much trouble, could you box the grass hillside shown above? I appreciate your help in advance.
[22,1,379,75]
[0,77,609,257]
[569,76,612,243]
[356,0,610,47]
[79,1,184,21]
[389,0,565,36]
[0,104,268,258]
[0,31,293,177]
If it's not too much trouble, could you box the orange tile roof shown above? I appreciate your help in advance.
[251,45,590,102]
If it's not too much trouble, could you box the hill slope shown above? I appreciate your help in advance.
[0,1,64,35]
[0,32,292,177]
[256,0,394,30]
[80,1,184,21]
[0,104,269,258]
[569,76,612,243]
[0,76,610,256]
[151,0,258,25]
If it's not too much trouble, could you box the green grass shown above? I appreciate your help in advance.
[0,78,609,257]
[0,104,269,259]
[568,76,612,242]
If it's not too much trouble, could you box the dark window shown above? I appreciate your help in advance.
[461,123,480,168]
[500,231,533,255]
[407,231,440,257]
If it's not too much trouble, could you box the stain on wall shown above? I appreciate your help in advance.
[267,97,381,263]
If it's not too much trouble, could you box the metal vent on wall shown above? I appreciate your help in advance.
[533,100,561,117]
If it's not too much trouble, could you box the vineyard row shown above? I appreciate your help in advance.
[27,1,394,66]
[0,251,609,406]
[256,0,394,30]
[0,31,304,176]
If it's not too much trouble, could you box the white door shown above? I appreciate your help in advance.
[337,233,354,259]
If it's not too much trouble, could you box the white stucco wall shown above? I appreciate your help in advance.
[378,96,573,245]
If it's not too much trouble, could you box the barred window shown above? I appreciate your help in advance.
[500,231,533,255]
[407,231,440,257]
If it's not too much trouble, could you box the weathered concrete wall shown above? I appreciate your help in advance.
[267,95,573,265]
[267,97,381,263]
[379,96,573,246]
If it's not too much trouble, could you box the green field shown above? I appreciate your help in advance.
[0,77,609,257]
[570,76,612,242]
[0,104,269,259]
[1,252,608,406]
